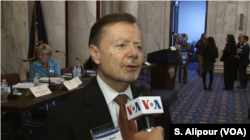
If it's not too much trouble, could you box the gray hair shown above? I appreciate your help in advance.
[36,44,52,56]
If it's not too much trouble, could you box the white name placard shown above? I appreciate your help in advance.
[72,77,82,86]
[26,84,52,97]
[62,79,78,90]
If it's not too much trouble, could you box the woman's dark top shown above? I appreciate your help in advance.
[201,46,218,63]
[220,43,237,63]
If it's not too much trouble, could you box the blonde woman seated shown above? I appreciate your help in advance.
[29,44,60,82]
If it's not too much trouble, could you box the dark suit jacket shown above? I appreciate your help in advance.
[236,41,243,49]
[248,108,250,120]
[195,39,206,54]
[237,43,250,66]
[45,78,172,140]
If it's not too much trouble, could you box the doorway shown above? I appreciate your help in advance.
[170,1,207,46]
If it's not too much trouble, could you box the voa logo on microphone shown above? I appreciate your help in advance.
[126,97,163,119]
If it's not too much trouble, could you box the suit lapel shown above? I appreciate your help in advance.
[81,78,113,129]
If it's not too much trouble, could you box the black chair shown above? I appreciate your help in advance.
[1,73,21,86]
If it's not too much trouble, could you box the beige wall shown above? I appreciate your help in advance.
[1,1,29,80]
[1,1,250,81]
[206,1,250,73]
[68,1,96,67]
[40,1,66,69]
[137,1,171,56]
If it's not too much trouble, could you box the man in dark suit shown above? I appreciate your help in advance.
[234,34,243,80]
[195,33,207,76]
[236,35,249,89]
[45,13,172,140]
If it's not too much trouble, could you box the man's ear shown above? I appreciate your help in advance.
[89,45,100,65]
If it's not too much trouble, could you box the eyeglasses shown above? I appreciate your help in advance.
[37,54,48,57]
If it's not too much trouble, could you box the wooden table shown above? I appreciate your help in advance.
[1,77,93,139]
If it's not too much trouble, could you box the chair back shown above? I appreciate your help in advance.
[1,73,21,86]
[60,67,72,75]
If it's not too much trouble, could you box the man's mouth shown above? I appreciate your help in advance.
[125,64,138,70]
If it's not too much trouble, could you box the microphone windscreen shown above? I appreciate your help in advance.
[133,86,150,98]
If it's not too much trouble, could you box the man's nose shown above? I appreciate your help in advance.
[127,44,139,58]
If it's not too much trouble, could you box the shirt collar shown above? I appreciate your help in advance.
[244,42,248,46]
[96,74,133,105]
[35,58,52,67]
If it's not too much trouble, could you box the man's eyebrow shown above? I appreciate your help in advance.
[134,41,142,44]
[114,38,130,42]
[114,38,142,44]
[114,38,123,42]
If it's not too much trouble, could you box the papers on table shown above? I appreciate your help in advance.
[85,70,96,76]
[13,83,50,97]
[13,83,48,89]
[40,77,65,84]
[86,70,96,74]
[61,70,96,78]
[62,73,72,76]
[5,87,22,96]
[60,73,72,78]
[61,74,72,78]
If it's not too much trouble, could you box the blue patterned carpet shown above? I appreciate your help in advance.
[133,69,250,124]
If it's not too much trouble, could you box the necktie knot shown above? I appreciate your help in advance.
[114,94,128,106]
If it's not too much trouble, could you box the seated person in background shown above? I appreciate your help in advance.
[29,44,60,119]
[29,44,60,82]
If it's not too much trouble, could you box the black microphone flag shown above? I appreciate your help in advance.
[28,1,48,62]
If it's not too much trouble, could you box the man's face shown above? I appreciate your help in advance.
[226,36,229,42]
[92,21,143,85]
[238,35,242,42]
[241,37,245,43]
[203,34,207,39]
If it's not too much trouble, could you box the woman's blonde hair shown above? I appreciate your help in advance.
[36,44,52,56]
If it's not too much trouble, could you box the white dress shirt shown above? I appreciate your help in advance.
[96,75,134,124]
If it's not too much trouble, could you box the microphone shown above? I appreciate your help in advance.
[55,50,71,67]
[75,57,84,65]
[155,41,161,50]
[23,59,52,89]
[0,65,19,99]
[126,86,164,132]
